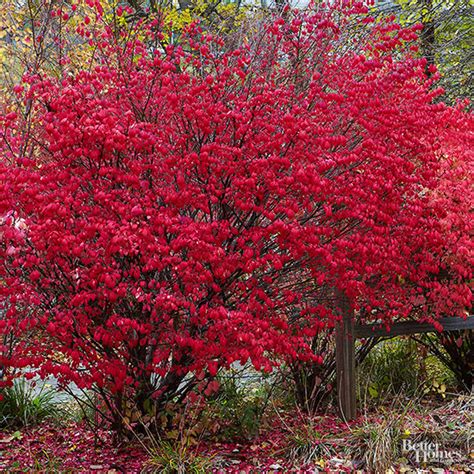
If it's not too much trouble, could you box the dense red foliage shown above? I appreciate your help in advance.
[0,3,472,424]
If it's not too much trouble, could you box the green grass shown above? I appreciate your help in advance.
[144,440,214,474]
[0,378,59,428]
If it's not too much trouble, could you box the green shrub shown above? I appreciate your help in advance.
[358,338,422,401]
[358,337,457,402]
[0,378,58,428]
[207,367,275,440]
[416,331,470,391]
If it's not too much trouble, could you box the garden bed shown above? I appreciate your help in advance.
[1,395,471,473]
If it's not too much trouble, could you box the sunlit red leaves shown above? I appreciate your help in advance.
[0,4,472,408]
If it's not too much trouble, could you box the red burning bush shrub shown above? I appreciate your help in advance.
[0,3,471,431]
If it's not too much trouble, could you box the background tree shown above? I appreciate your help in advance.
[377,0,473,101]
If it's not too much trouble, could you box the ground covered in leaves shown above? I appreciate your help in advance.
[1,396,472,473]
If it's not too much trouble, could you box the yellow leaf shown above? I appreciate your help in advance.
[167,430,179,440]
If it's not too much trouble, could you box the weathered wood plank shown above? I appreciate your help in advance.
[335,292,356,421]
[336,314,473,421]
[354,315,474,339]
